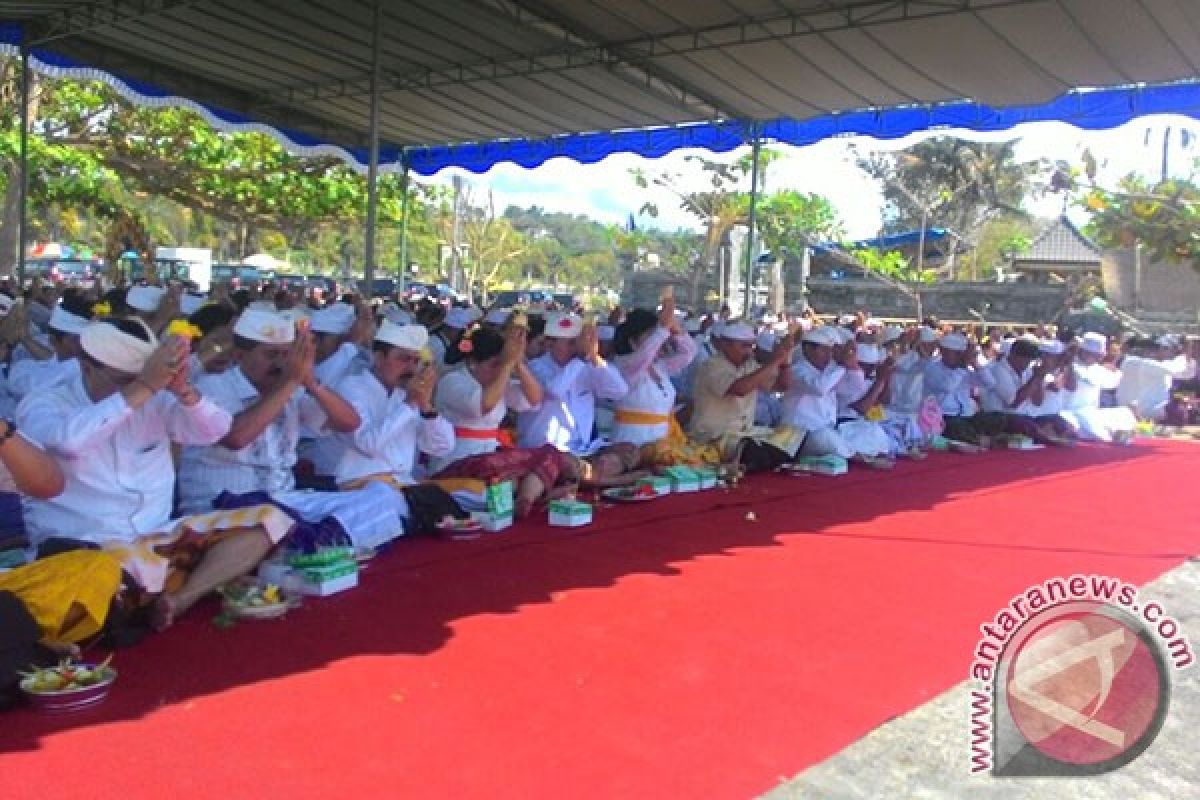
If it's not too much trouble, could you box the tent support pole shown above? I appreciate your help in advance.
[17,43,31,285]
[398,158,411,282]
[743,128,762,317]
[364,0,382,288]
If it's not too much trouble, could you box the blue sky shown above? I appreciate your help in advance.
[427,114,1199,240]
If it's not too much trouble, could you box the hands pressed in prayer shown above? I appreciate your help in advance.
[349,301,376,347]
[286,329,318,389]
[772,332,796,364]
[164,337,201,405]
[147,338,186,390]
[658,295,677,332]
[877,355,897,377]
[576,325,601,364]
[406,364,436,412]
[501,324,528,366]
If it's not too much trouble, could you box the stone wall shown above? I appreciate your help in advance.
[624,270,1071,323]
[1102,247,1200,319]
[805,278,1069,323]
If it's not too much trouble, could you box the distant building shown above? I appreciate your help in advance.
[1008,215,1104,285]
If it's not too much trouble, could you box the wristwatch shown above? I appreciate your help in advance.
[0,419,16,445]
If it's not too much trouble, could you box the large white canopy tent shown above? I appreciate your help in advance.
[4,0,1200,295]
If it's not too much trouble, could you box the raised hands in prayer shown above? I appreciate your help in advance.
[405,363,437,413]
[576,324,601,364]
[285,326,318,390]
[501,324,527,366]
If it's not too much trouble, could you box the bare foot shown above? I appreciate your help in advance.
[515,474,545,519]
[151,593,179,632]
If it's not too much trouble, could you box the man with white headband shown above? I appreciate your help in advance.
[17,318,292,630]
[333,322,454,493]
[516,311,628,457]
[881,325,935,451]
[295,300,371,485]
[176,309,361,514]
[978,337,1073,445]
[1059,332,1137,443]
[923,330,1001,451]
[689,320,800,472]
[781,327,893,465]
[1011,339,1076,433]
[6,296,94,402]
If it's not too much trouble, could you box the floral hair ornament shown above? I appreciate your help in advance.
[457,323,481,354]
[166,319,204,340]
[92,301,112,317]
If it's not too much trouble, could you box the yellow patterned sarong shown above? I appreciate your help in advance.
[100,504,295,594]
[0,550,122,643]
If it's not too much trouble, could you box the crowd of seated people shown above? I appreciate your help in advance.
[0,275,1196,707]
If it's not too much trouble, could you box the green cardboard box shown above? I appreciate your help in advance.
[548,499,593,527]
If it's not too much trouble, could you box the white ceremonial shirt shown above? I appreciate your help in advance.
[517,354,628,454]
[887,351,927,414]
[612,327,697,445]
[980,358,1032,413]
[1064,363,1122,411]
[333,370,455,486]
[1116,354,1196,420]
[924,360,988,417]
[781,356,845,431]
[431,366,537,473]
[177,367,328,514]
[299,342,369,475]
[7,356,79,401]
[17,371,232,545]
[834,368,871,420]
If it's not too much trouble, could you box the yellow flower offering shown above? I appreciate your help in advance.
[166,319,204,340]
[865,405,885,422]
[92,302,112,317]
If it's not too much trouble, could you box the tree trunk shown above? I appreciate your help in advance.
[0,69,40,278]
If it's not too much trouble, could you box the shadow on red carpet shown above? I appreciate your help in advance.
[2,440,1197,800]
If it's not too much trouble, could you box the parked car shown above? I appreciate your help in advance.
[490,289,553,309]
[356,277,398,299]
[25,258,97,286]
[213,263,263,288]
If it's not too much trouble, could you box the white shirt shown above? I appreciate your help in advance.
[177,367,328,514]
[924,359,987,417]
[17,371,231,545]
[431,366,536,473]
[517,353,628,454]
[299,342,369,475]
[781,356,845,431]
[1115,355,1196,419]
[333,370,454,485]
[7,356,79,401]
[980,358,1031,413]
[612,327,697,445]
[888,351,926,414]
[1064,362,1122,411]
[1016,373,1065,416]
[834,368,871,420]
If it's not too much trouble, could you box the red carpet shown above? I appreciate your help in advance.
[3,441,1198,799]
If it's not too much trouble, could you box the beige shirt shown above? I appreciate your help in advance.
[688,353,759,443]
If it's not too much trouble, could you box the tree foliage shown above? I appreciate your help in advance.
[855,137,1042,277]
[0,57,437,273]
